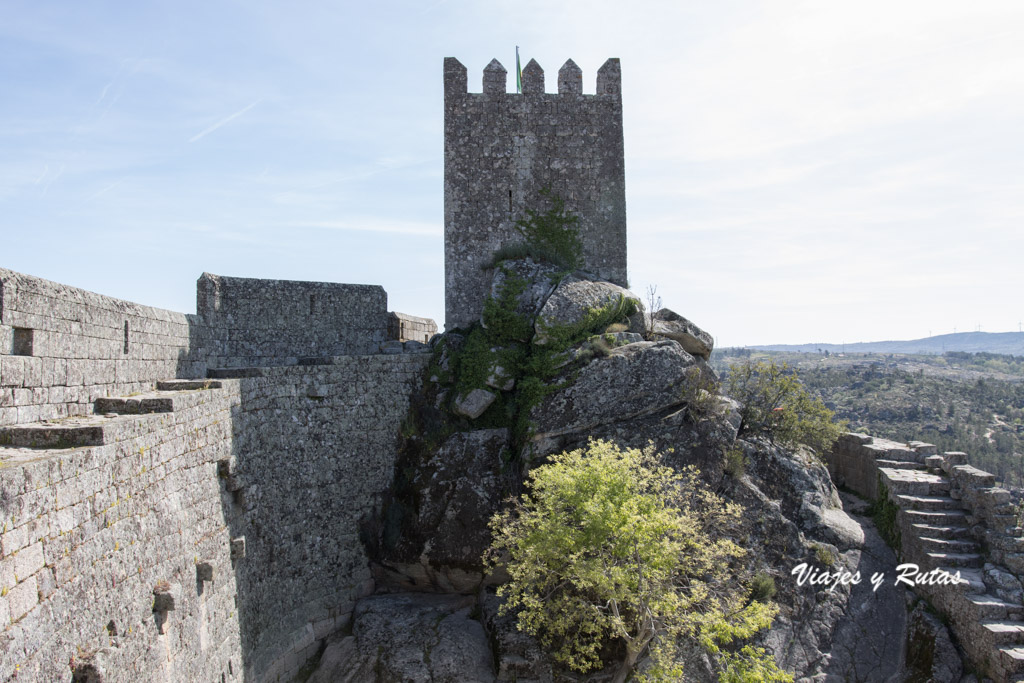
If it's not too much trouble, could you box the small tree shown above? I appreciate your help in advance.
[725,359,843,454]
[486,440,789,683]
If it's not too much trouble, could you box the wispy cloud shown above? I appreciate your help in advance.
[188,98,264,143]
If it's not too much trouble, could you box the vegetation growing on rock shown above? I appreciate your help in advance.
[724,359,844,455]
[486,440,790,683]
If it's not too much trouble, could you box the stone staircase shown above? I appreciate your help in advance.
[0,380,224,449]
[877,444,1024,682]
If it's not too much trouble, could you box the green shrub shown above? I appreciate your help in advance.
[812,543,836,566]
[724,447,747,479]
[487,440,782,682]
[511,189,583,272]
[748,572,777,602]
[719,646,793,683]
[725,360,845,455]
[867,480,901,552]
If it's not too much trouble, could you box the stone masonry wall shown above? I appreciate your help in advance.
[443,57,627,330]
[197,273,388,367]
[0,268,205,427]
[387,312,438,344]
[208,355,429,682]
[0,382,242,682]
[0,266,433,681]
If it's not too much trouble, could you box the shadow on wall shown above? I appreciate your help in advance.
[0,267,430,681]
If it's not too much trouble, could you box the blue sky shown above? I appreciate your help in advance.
[2,1,1023,347]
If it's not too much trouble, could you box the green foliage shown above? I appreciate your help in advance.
[812,543,836,567]
[719,646,794,683]
[682,365,721,421]
[725,360,844,455]
[724,447,747,479]
[535,293,638,349]
[487,441,781,681]
[867,481,902,552]
[748,572,777,602]
[512,189,584,272]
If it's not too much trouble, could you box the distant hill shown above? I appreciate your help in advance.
[751,331,1024,356]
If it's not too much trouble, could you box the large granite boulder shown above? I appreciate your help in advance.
[378,429,510,592]
[531,340,695,441]
[649,308,714,360]
[452,388,497,419]
[485,258,561,333]
[308,593,495,683]
[533,275,644,344]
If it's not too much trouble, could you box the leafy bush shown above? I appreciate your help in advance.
[720,646,793,683]
[487,440,784,682]
[812,543,837,566]
[748,572,777,602]
[723,447,747,479]
[725,360,844,454]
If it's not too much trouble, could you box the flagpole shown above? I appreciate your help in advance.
[516,46,522,93]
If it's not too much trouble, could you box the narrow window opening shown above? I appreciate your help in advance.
[309,294,316,315]
[12,327,33,356]
[508,189,513,213]
[124,321,130,354]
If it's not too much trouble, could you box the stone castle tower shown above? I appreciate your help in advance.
[443,56,628,330]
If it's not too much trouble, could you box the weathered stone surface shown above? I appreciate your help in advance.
[798,491,909,681]
[533,275,643,345]
[306,593,495,683]
[531,340,694,440]
[904,601,963,683]
[381,429,510,587]
[649,308,714,359]
[984,562,1024,604]
[482,593,555,682]
[486,259,561,333]
[453,388,497,419]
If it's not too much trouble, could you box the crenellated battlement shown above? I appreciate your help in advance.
[443,56,621,96]
[443,56,628,330]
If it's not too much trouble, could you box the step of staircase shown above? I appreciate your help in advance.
[945,567,986,594]
[896,494,963,511]
[917,536,981,554]
[926,551,984,568]
[910,523,973,540]
[904,509,968,525]
[877,458,928,470]
[880,467,951,496]
[962,594,1024,621]
[0,418,106,448]
[982,621,1024,645]
[998,646,1024,676]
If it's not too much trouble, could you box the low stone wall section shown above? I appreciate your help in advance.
[387,312,437,344]
[0,382,241,682]
[197,273,388,368]
[0,268,204,426]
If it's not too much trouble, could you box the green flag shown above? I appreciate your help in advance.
[516,46,522,93]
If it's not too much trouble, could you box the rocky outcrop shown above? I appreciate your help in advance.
[649,308,714,359]
[531,340,695,441]
[377,429,510,592]
[367,262,919,682]
[486,258,561,330]
[307,594,495,683]
[533,275,643,344]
